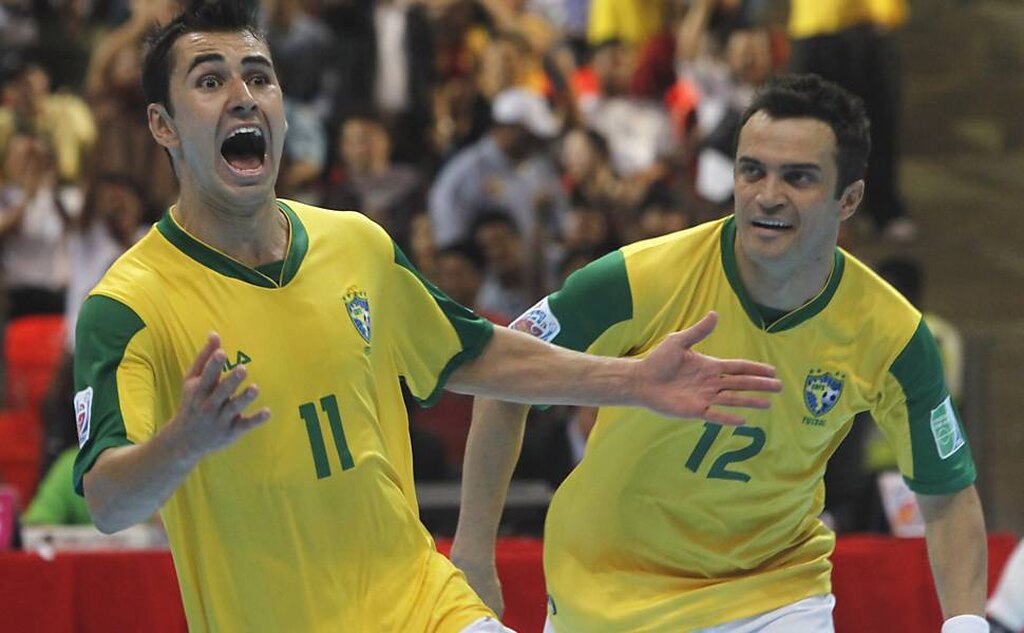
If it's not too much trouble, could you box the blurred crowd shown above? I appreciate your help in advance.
[1,0,930,531]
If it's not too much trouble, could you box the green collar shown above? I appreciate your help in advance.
[156,200,308,288]
[720,216,844,333]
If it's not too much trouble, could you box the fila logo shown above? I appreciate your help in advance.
[223,350,252,373]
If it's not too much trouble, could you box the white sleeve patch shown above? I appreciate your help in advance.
[509,297,561,342]
[74,387,94,448]
[929,396,964,460]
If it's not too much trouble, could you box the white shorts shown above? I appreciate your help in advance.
[461,616,517,633]
[542,594,835,633]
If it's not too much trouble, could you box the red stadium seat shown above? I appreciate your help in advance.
[4,315,65,413]
[0,315,65,504]
[0,410,43,507]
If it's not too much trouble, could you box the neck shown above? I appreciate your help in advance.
[735,242,835,312]
[173,188,289,267]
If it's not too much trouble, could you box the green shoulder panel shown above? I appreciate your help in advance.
[545,250,633,353]
[72,295,147,495]
[393,242,494,406]
[889,319,976,494]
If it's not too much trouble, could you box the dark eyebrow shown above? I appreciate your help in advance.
[242,55,273,69]
[736,156,822,172]
[186,54,273,76]
[780,163,822,172]
[187,53,224,76]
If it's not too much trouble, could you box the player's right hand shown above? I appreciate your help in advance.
[169,332,271,458]
[455,557,504,617]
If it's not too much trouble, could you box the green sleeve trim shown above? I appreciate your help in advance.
[546,250,633,352]
[393,242,494,407]
[72,295,146,495]
[889,319,976,493]
[903,470,976,496]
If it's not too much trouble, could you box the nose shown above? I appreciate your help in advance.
[755,173,786,211]
[227,76,257,114]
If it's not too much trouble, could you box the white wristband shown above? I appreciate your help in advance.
[941,615,989,633]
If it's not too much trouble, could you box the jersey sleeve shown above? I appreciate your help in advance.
[387,242,494,406]
[72,294,157,495]
[510,250,635,357]
[872,319,976,495]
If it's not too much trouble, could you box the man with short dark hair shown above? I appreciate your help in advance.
[71,1,782,631]
[453,74,989,632]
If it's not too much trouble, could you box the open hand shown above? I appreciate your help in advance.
[634,312,781,425]
[169,333,271,458]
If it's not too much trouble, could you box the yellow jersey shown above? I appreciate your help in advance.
[788,0,908,39]
[511,217,974,631]
[73,201,495,632]
[587,0,663,46]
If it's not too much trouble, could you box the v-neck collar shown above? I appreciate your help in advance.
[719,216,844,333]
[156,200,308,288]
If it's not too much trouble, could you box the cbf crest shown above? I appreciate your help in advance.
[343,286,371,343]
[804,370,844,417]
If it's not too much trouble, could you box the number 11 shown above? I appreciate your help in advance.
[298,394,355,479]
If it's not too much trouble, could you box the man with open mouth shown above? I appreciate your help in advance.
[68,1,784,631]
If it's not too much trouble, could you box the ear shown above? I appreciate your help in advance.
[147,103,180,151]
[838,179,865,221]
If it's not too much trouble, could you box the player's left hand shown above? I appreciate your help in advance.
[633,311,781,425]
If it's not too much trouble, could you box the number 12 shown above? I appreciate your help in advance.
[684,423,765,482]
[298,394,355,479]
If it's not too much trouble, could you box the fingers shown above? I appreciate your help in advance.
[702,409,746,427]
[186,333,221,378]
[712,393,771,409]
[231,407,272,434]
[221,383,261,420]
[717,375,783,393]
[196,347,227,396]
[716,358,778,378]
[674,311,718,348]
[210,365,248,407]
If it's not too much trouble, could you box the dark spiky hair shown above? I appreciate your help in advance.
[736,74,872,197]
[141,0,264,114]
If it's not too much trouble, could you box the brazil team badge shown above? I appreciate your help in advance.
[804,370,844,417]
[344,286,371,343]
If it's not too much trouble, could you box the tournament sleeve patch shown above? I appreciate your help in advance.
[510,297,561,342]
[72,294,148,495]
[886,319,975,494]
[74,387,93,448]
[930,396,965,459]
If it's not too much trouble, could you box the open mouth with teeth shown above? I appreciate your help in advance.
[221,127,266,173]
[751,219,793,231]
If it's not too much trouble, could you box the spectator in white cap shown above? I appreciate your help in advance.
[429,88,568,259]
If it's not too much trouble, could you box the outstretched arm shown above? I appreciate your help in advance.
[449,311,782,613]
[448,311,781,425]
[917,484,988,629]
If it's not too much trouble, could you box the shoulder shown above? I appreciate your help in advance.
[281,199,396,258]
[90,228,161,292]
[283,199,387,235]
[85,226,174,320]
[837,252,922,338]
[619,218,725,284]
[441,140,493,174]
